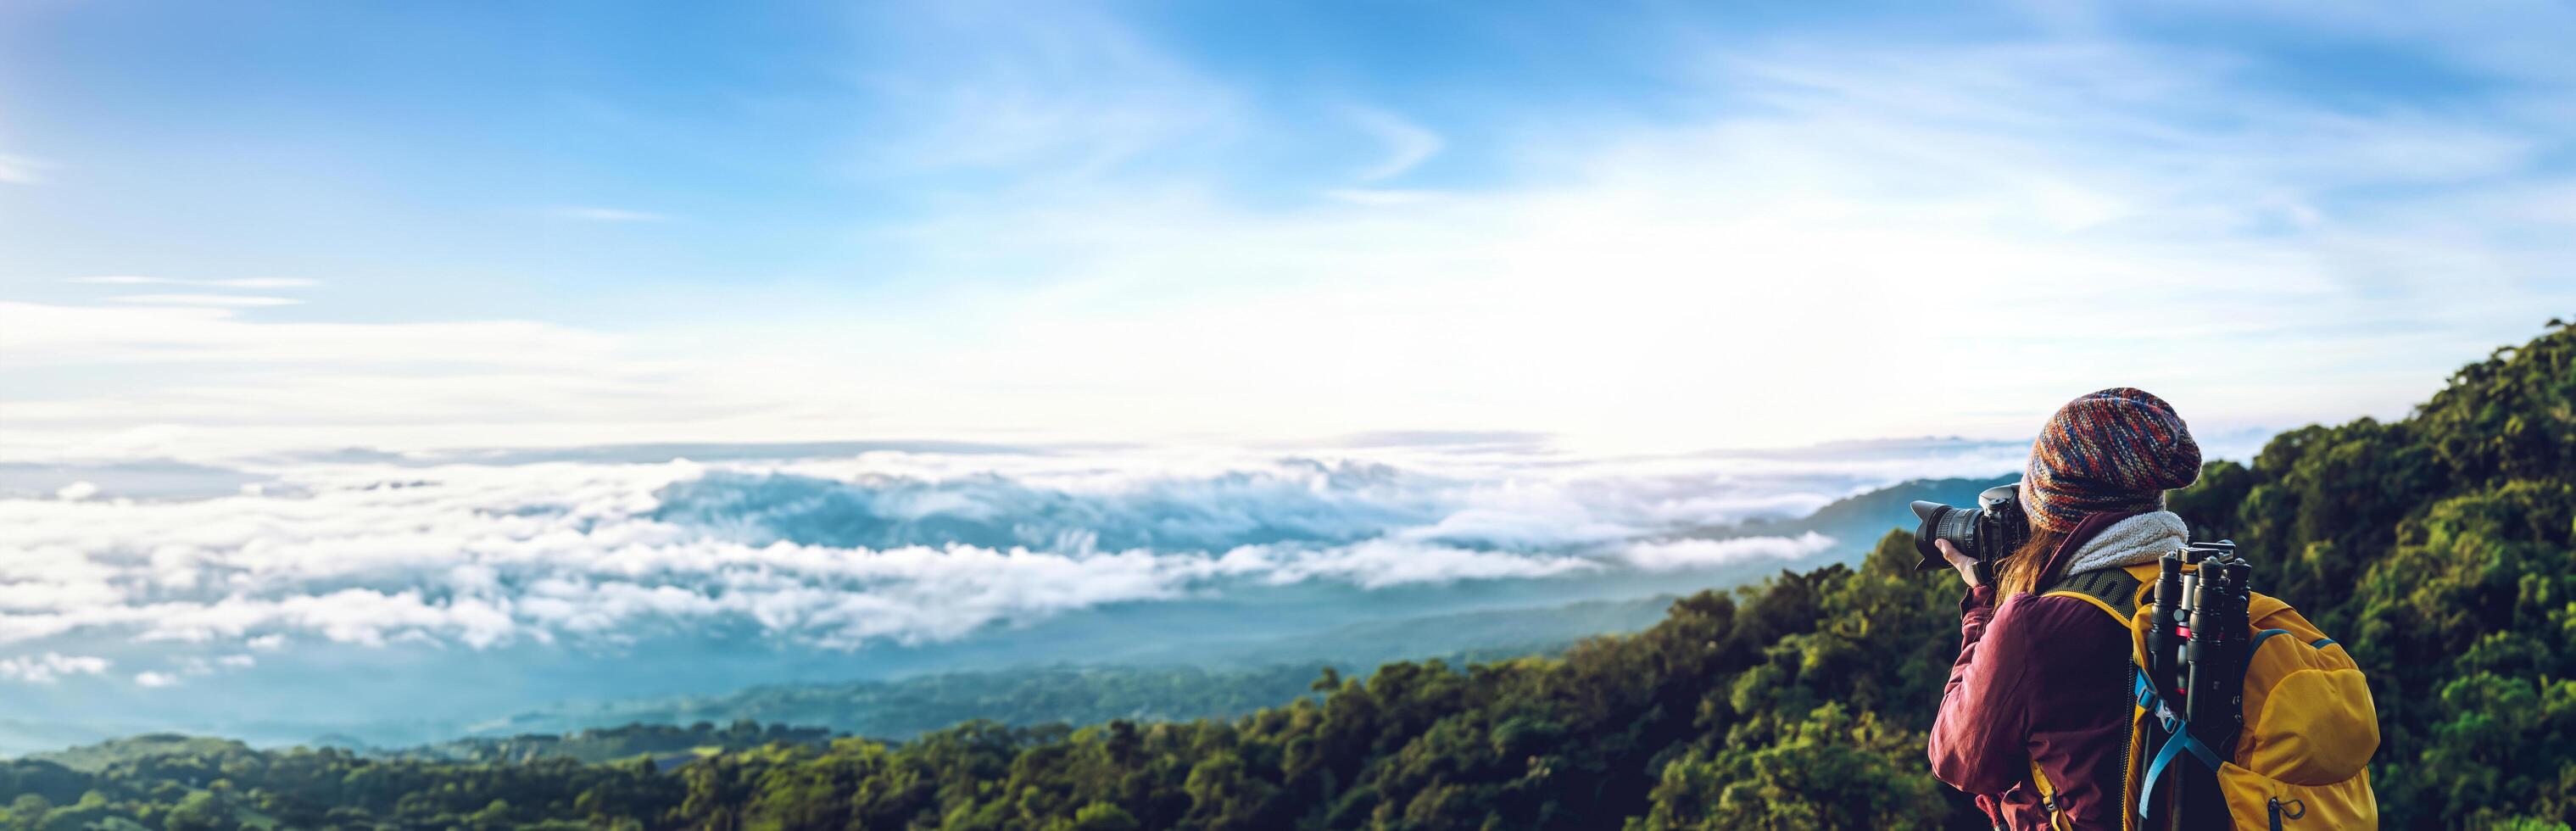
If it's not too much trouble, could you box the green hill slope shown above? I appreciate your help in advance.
[24,735,253,774]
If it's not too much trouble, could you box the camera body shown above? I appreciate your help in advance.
[1910,482,2032,578]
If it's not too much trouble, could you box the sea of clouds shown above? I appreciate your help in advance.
[0,438,2047,746]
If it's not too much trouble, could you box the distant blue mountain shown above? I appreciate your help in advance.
[1674,473,2021,553]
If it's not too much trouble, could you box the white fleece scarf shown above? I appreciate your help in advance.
[2060,510,2189,577]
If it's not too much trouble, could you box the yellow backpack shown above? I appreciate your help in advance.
[2031,562,2379,830]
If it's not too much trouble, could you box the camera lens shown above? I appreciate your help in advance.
[1933,508,1981,553]
[1910,483,2028,573]
[1910,501,1978,572]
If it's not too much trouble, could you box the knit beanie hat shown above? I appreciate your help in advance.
[2021,388,2202,533]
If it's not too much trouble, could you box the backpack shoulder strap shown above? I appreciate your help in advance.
[2038,566,2142,625]
[2027,761,2075,831]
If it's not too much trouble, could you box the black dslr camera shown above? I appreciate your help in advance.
[1909,482,2032,582]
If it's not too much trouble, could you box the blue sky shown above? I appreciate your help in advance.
[3,0,2572,458]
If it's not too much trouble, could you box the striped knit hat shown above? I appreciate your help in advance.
[2021,388,2202,533]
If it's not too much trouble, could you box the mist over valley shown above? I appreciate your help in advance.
[0,436,2071,754]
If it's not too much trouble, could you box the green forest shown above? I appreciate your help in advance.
[3,321,2568,830]
[387,666,1346,765]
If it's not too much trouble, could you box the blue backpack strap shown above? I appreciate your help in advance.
[2250,628,2293,653]
[2138,732,2223,817]
[2133,670,2179,731]
[2132,670,2225,819]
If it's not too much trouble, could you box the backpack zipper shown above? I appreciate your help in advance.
[2268,797,2283,830]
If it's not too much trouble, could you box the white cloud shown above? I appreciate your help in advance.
[1620,532,1837,572]
[133,671,180,688]
[0,652,110,683]
[106,294,304,308]
[68,276,320,288]
[0,153,42,184]
[1324,188,1442,206]
[1241,538,1598,589]
[0,449,1930,655]
[544,206,671,222]
[1345,106,1443,182]
[849,1,1241,178]
[55,481,98,501]
[0,302,711,459]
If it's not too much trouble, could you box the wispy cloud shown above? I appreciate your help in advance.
[0,153,42,184]
[123,655,255,689]
[0,300,783,460]
[1345,106,1443,182]
[850,2,1241,180]
[68,276,320,289]
[545,206,672,222]
[1323,188,1443,206]
[0,652,110,684]
[1621,532,1836,572]
[0,303,616,368]
[106,293,304,308]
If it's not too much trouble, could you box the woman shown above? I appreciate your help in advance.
[1927,388,2205,829]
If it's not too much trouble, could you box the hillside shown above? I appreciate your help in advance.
[1,320,2566,830]
[1673,474,2018,549]
[24,735,252,774]
[374,722,835,767]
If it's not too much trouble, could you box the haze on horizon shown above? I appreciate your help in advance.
[2,0,2571,462]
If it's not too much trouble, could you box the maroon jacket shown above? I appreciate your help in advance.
[1929,511,2140,829]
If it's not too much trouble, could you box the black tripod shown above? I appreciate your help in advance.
[2141,540,2251,830]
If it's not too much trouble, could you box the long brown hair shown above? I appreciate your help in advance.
[1993,522,2071,597]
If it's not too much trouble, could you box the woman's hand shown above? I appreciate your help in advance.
[1936,538,1982,588]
